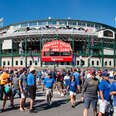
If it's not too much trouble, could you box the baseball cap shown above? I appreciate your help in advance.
[90,71,96,75]
[48,73,52,76]
[102,73,109,77]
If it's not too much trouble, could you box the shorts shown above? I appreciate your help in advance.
[98,99,110,114]
[57,82,63,89]
[28,86,36,99]
[84,97,97,110]
[114,107,116,116]
[46,88,53,97]
[21,88,28,98]
[4,90,12,97]
[70,91,76,96]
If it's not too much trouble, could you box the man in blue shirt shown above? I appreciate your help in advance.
[27,67,36,113]
[98,73,111,116]
[110,76,116,116]
[42,73,56,105]
[73,69,80,81]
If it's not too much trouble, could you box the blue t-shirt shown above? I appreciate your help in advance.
[43,77,56,88]
[69,80,79,92]
[73,72,80,79]
[99,80,111,101]
[27,73,36,86]
[110,81,116,107]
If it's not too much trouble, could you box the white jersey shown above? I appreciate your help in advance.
[64,76,70,80]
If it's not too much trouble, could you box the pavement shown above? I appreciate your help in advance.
[0,86,97,116]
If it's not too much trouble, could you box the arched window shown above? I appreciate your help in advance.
[3,61,6,66]
[30,60,32,66]
[97,61,99,66]
[92,61,94,66]
[105,61,107,66]
[77,61,79,65]
[16,61,18,65]
[20,61,23,65]
[7,61,10,66]
[109,61,112,66]
[35,60,38,65]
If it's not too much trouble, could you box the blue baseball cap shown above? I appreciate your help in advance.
[102,73,109,77]
[48,73,52,76]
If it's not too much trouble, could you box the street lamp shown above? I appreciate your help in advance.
[53,58,56,71]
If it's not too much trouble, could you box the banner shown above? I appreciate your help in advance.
[38,56,39,63]
[73,56,76,65]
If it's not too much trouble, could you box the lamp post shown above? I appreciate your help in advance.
[53,58,56,71]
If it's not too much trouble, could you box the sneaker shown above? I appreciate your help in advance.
[61,93,64,97]
[0,109,4,112]
[50,101,52,105]
[72,105,75,108]
[57,92,60,95]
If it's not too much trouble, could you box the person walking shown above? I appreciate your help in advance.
[19,68,28,112]
[98,73,111,116]
[110,76,116,116]
[42,73,56,105]
[67,75,80,108]
[81,70,99,116]
[27,67,36,113]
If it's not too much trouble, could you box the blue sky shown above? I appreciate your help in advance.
[0,0,116,27]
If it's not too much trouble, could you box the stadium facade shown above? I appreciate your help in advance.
[0,19,116,69]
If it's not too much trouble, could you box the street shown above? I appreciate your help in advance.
[0,87,95,116]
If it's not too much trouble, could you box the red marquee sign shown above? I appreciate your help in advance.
[41,40,73,62]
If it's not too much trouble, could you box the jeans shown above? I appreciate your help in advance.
[12,88,21,98]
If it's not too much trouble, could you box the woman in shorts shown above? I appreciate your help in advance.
[67,75,80,108]
[1,78,14,112]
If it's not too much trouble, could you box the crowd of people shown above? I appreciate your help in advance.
[0,67,116,116]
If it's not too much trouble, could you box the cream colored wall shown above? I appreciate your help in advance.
[13,57,25,67]
[2,57,12,67]
[27,57,40,67]
[76,57,114,67]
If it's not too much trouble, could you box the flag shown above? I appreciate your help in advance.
[115,16,116,27]
[91,39,94,46]
[73,55,76,65]
[56,27,58,32]
[0,17,4,27]
[31,55,34,63]
[38,56,39,63]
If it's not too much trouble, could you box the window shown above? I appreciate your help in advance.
[16,61,18,65]
[97,61,99,66]
[77,61,79,65]
[35,60,38,65]
[59,21,67,25]
[109,61,112,66]
[68,21,76,25]
[3,61,6,66]
[20,61,23,65]
[30,60,32,66]
[48,21,56,25]
[105,61,107,66]
[92,61,94,66]
[7,61,10,66]
[87,23,94,27]
[78,22,86,26]
[104,30,113,37]
[38,22,47,25]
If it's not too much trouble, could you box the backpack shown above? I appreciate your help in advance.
[5,84,11,93]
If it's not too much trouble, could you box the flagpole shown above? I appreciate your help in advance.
[114,16,116,28]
